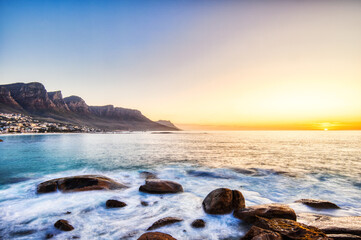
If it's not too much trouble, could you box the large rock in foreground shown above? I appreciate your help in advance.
[147,217,183,231]
[242,226,282,240]
[138,232,176,240]
[298,213,361,236]
[202,188,245,214]
[139,179,183,194]
[255,217,329,240]
[295,199,340,209]
[234,203,296,223]
[37,175,127,193]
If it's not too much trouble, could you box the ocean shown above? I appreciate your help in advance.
[0,131,360,239]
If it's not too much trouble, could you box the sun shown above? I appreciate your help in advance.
[324,128,328,131]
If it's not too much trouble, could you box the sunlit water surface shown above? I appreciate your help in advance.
[0,131,360,239]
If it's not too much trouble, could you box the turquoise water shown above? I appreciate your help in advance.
[0,131,360,239]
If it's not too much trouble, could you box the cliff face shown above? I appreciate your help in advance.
[0,82,178,131]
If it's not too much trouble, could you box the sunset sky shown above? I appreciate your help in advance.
[1,0,361,130]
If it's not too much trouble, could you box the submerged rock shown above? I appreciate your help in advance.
[297,213,361,236]
[255,217,328,240]
[138,232,177,240]
[202,188,245,214]
[147,217,183,231]
[141,201,149,206]
[0,139,3,142]
[295,199,340,209]
[106,199,127,208]
[241,226,282,240]
[233,203,296,223]
[140,171,158,179]
[37,175,127,193]
[191,219,206,228]
[139,179,183,194]
[54,219,74,231]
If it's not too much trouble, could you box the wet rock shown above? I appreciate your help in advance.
[139,179,183,194]
[234,203,296,223]
[140,171,158,179]
[141,201,149,206]
[45,233,54,239]
[54,219,74,231]
[147,217,183,231]
[297,213,361,236]
[37,175,127,193]
[295,199,340,209]
[241,226,282,240]
[106,199,127,208]
[327,234,361,240]
[65,211,71,214]
[191,219,206,228]
[202,188,245,214]
[0,139,3,142]
[255,217,328,240]
[137,232,177,240]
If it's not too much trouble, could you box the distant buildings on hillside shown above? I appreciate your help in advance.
[0,113,100,134]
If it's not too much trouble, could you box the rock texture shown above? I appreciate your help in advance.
[139,180,183,194]
[137,232,177,240]
[202,188,245,214]
[242,226,282,240]
[54,219,74,231]
[155,120,179,130]
[147,217,183,231]
[191,219,206,228]
[255,217,328,240]
[297,213,361,236]
[106,199,127,208]
[37,175,127,193]
[234,203,297,223]
[295,199,340,209]
[0,82,179,131]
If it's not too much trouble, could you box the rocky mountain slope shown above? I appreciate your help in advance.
[0,82,178,131]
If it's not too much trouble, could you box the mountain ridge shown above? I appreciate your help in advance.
[0,82,178,131]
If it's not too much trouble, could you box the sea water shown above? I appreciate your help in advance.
[0,131,360,239]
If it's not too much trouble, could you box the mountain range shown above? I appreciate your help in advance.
[0,82,179,131]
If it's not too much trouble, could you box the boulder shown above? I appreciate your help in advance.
[297,213,361,236]
[255,217,328,240]
[54,219,74,231]
[137,232,177,240]
[0,139,3,142]
[147,217,183,231]
[37,175,127,193]
[234,203,296,223]
[191,219,206,228]
[295,199,340,209]
[106,199,127,208]
[139,179,183,194]
[202,188,245,214]
[241,226,282,240]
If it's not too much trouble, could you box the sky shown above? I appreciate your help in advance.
[1,0,361,130]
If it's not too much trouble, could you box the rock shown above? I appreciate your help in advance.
[0,139,3,142]
[254,217,328,240]
[141,201,149,206]
[65,211,71,214]
[45,233,54,239]
[191,219,206,228]
[233,203,296,223]
[139,179,183,194]
[140,171,158,179]
[137,232,177,240]
[106,199,127,208]
[202,188,245,214]
[297,213,361,236]
[54,219,74,231]
[147,217,183,231]
[327,234,361,240]
[295,199,340,209]
[37,175,127,193]
[241,226,282,240]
